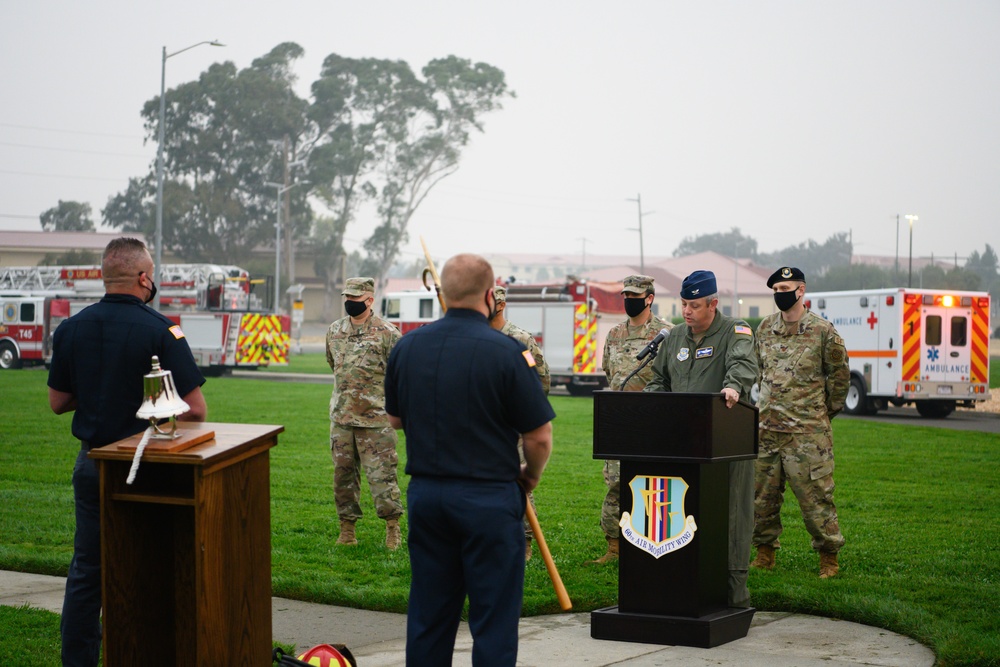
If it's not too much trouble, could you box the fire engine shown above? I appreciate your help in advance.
[0,264,290,374]
[807,288,991,418]
[380,279,614,395]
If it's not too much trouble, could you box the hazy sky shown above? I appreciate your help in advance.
[2,1,998,268]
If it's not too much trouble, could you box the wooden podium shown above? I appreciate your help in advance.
[591,391,758,648]
[89,422,282,667]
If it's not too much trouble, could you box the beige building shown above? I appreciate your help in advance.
[581,251,778,321]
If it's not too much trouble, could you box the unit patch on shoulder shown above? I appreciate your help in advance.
[734,325,752,336]
[522,349,536,367]
[169,325,185,340]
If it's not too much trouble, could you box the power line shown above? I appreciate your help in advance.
[0,168,130,183]
[0,140,149,158]
[0,122,142,140]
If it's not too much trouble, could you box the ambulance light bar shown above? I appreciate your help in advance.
[918,294,967,307]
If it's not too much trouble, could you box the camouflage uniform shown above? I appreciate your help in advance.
[326,291,403,523]
[754,308,850,555]
[495,286,551,541]
[599,275,672,540]
[500,320,550,395]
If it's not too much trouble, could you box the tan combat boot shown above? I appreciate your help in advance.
[337,520,358,546]
[751,544,776,570]
[589,537,619,564]
[385,518,402,551]
[819,552,839,579]
[525,536,533,562]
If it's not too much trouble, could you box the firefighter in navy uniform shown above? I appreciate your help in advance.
[47,237,206,667]
[385,253,554,667]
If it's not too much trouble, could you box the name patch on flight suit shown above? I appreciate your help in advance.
[695,346,713,359]
[677,347,690,361]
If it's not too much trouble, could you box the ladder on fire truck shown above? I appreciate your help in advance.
[0,264,253,309]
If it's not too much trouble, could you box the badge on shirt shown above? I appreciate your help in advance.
[169,325,185,340]
[734,325,752,336]
[677,347,690,361]
[522,349,536,367]
[695,346,714,359]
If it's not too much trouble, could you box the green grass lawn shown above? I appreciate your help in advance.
[256,350,332,374]
[1,366,999,666]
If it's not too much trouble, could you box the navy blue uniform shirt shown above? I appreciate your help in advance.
[385,308,555,481]
[47,294,205,447]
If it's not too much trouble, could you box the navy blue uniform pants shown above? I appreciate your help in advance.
[405,477,526,667]
[62,447,102,667]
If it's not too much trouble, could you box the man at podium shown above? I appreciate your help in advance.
[644,269,757,608]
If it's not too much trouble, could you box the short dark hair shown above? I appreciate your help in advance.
[102,237,151,284]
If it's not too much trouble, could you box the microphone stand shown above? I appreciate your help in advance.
[619,342,660,391]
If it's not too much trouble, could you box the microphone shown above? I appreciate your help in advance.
[636,328,670,361]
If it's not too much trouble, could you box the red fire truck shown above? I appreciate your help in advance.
[380,279,622,395]
[0,264,290,374]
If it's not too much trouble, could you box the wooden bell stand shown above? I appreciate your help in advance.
[89,422,283,666]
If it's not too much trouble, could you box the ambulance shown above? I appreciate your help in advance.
[380,280,610,395]
[807,288,991,418]
[0,264,290,374]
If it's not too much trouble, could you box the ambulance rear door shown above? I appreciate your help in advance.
[918,295,974,392]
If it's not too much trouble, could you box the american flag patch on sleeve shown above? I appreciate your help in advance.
[169,325,185,340]
[734,325,752,336]
[522,350,536,367]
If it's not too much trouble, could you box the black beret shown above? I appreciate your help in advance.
[767,266,806,288]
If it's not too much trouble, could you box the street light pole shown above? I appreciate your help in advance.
[153,40,224,311]
[905,214,918,288]
[895,214,900,282]
[626,194,653,274]
[266,181,307,313]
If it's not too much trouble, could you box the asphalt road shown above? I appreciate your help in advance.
[840,404,1000,434]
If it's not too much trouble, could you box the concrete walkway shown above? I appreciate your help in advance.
[1,570,934,666]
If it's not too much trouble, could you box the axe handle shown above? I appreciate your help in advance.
[525,500,572,611]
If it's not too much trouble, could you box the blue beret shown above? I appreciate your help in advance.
[680,270,717,300]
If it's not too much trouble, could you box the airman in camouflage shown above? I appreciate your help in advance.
[326,276,404,550]
[753,267,850,578]
[491,285,550,559]
[592,274,672,564]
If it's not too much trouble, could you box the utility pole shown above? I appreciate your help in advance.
[626,194,652,274]
[578,237,590,272]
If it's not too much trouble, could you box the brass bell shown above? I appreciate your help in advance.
[136,355,190,439]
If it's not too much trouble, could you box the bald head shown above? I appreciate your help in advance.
[441,254,495,312]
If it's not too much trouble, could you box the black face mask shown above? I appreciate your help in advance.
[144,278,157,305]
[624,297,648,318]
[344,300,368,317]
[486,294,499,321]
[774,289,800,312]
